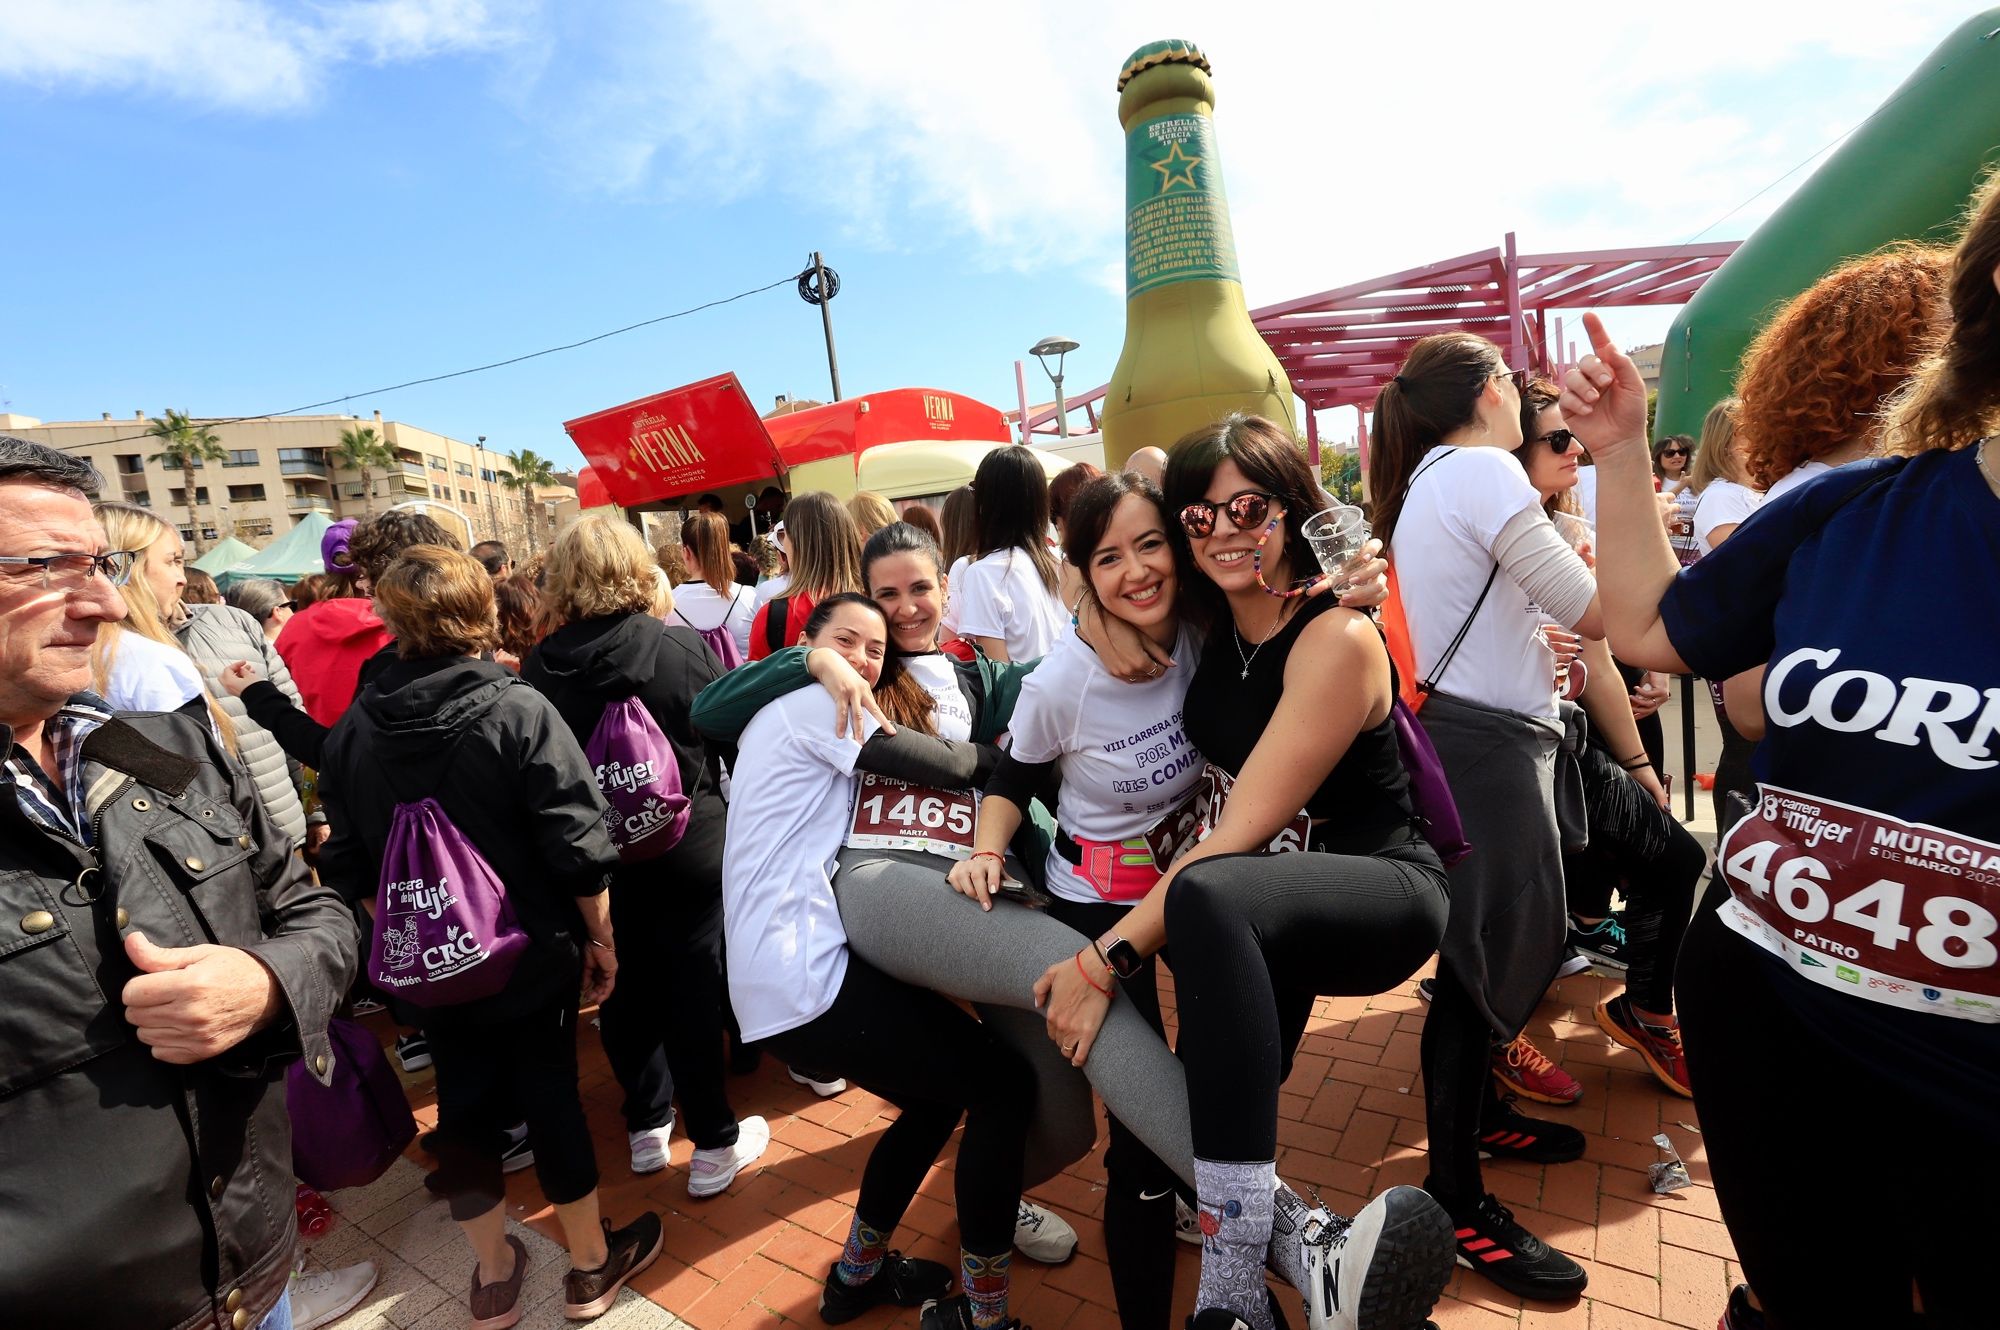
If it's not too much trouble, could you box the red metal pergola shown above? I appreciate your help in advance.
[1025,232,1739,455]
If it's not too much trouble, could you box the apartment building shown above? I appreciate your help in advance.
[0,409,576,555]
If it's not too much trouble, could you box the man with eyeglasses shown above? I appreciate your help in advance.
[0,436,359,1330]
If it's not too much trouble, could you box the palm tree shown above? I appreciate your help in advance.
[333,425,396,517]
[145,409,228,554]
[497,448,558,554]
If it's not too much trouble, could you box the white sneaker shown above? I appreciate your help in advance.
[629,1120,675,1176]
[1174,1193,1203,1246]
[1554,953,1593,980]
[290,1261,378,1330]
[688,1115,770,1198]
[1013,1200,1077,1264]
[788,1067,848,1097]
[1296,1186,1454,1330]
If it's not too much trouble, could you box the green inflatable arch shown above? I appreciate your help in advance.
[1654,9,2000,443]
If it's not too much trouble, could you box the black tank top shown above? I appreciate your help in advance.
[1184,595,1414,838]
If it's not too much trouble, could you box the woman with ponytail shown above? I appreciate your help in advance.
[1368,334,1602,1302]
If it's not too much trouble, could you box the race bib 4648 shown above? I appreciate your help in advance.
[1718,784,2000,1021]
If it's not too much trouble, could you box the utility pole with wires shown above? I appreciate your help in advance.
[799,252,843,401]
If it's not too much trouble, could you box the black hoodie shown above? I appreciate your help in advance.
[521,613,733,891]
[317,654,619,1028]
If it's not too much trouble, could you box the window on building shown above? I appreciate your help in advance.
[115,454,145,474]
[455,461,473,476]
[428,454,448,472]
[480,468,497,483]
[239,519,274,539]
[227,484,266,502]
[223,449,259,467]
[460,489,476,504]
[130,492,152,508]
[169,487,212,505]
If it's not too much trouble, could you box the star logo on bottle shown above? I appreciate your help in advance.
[1150,141,1202,192]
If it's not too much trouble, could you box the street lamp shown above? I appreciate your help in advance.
[1030,335,1081,439]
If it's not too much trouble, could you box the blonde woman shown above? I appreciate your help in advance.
[747,491,863,660]
[845,490,898,539]
[1684,398,1762,555]
[92,503,305,842]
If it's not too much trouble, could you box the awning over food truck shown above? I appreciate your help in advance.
[563,377,1013,508]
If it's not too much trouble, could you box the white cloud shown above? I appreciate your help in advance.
[0,0,529,111]
[531,0,1975,306]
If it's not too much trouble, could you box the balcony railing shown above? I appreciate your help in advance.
[397,474,429,495]
[288,494,333,512]
[280,458,330,479]
[119,472,148,494]
[400,460,427,476]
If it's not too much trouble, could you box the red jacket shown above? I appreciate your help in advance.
[274,598,395,726]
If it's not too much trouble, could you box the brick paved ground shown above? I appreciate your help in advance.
[320,954,1736,1330]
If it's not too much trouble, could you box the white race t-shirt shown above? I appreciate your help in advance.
[1394,445,1560,718]
[103,630,206,713]
[1006,627,1205,904]
[902,652,973,742]
[940,557,971,636]
[752,574,791,612]
[672,581,757,659]
[1763,460,1832,503]
[951,548,1066,661]
[720,688,873,1041]
[1691,479,1764,554]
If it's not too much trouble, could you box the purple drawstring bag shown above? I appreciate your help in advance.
[1391,697,1472,867]
[584,697,690,862]
[368,798,529,1007]
[286,1017,416,1192]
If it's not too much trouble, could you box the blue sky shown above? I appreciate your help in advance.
[0,0,1981,469]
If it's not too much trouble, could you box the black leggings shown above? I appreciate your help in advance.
[598,878,739,1148]
[1418,960,1510,1204]
[427,996,599,1222]
[1678,905,2000,1329]
[1050,896,1184,1330]
[1562,742,1706,1013]
[1164,838,1450,1161]
[763,955,1032,1257]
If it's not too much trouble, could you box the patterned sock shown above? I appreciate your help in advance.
[1193,1157,1278,1330]
[835,1215,890,1287]
[962,1248,1011,1330]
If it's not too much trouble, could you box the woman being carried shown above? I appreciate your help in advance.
[720,592,1033,1330]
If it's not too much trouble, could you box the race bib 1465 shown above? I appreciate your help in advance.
[847,774,980,861]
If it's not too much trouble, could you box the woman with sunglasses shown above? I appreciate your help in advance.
[1024,419,1455,1330]
[1516,386,1704,1096]
[1367,335,1603,1301]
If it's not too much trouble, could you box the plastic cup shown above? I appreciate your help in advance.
[1303,505,1369,583]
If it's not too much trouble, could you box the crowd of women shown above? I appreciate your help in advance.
[82,167,1998,1330]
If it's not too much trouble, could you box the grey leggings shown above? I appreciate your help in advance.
[833,848,1200,1190]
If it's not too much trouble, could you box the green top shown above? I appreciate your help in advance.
[1117,39,1210,90]
[689,645,1042,746]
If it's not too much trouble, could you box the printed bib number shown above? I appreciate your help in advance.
[1193,763,1313,856]
[1717,784,2000,1021]
[847,774,979,861]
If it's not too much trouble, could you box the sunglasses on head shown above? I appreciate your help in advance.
[1535,429,1582,455]
[1178,489,1279,539]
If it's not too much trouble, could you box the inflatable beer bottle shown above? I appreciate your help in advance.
[1100,40,1295,469]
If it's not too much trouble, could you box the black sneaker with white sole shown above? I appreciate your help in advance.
[1295,1186,1453,1330]
[920,1293,1026,1330]
[819,1253,953,1325]
[1475,1102,1584,1165]
[1566,914,1630,971]
[1442,1192,1586,1301]
[394,1032,432,1073]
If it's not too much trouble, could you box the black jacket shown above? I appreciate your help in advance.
[0,706,356,1330]
[316,656,619,1028]
[520,614,731,895]
[240,640,399,771]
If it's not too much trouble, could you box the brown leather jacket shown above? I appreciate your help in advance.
[0,704,357,1330]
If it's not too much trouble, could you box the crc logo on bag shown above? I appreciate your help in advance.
[586,698,691,862]
[368,798,529,1008]
[1718,783,2000,1022]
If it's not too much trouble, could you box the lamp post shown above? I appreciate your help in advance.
[1030,336,1080,438]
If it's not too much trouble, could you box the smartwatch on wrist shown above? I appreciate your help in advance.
[1102,935,1144,981]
